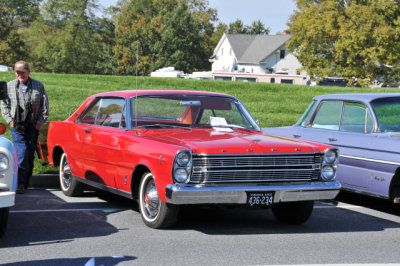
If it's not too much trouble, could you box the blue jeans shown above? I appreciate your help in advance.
[11,125,39,187]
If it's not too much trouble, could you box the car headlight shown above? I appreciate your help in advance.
[0,153,9,172]
[174,168,189,183]
[176,151,190,166]
[321,165,335,181]
[324,149,338,164]
[173,150,192,184]
[320,148,339,181]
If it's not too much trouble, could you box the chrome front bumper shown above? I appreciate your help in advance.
[0,191,16,208]
[165,181,341,204]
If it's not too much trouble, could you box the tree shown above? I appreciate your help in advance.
[246,20,271,35]
[0,0,40,66]
[27,0,114,74]
[229,19,245,34]
[288,0,400,86]
[228,19,270,35]
[210,22,228,48]
[153,2,208,73]
[113,0,218,75]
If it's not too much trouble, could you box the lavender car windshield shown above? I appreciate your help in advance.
[371,97,400,132]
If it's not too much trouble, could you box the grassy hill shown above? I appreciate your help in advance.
[0,72,398,174]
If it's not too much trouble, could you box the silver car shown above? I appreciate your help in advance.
[0,123,17,237]
[263,93,400,203]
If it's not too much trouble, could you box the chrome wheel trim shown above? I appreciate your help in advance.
[142,177,160,220]
[60,155,71,189]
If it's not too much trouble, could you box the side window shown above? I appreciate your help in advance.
[296,100,317,126]
[96,98,125,128]
[340,102,373,133]
[80,99,101,125]
[80,98,125,128]
[311,101,343,130]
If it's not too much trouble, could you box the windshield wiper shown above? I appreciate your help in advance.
[211,124,254,132]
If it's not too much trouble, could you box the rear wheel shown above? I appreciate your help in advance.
[272,201,314,225]
[0,207,9,237]
[139,172,178,229]
[59,153,84,196]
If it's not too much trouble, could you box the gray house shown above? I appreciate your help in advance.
[209,33,308,84]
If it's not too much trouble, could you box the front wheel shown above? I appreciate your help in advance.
[59,153,84,196]
[0,207,9,237]
[139,172,178,229]
[272,201,314,225]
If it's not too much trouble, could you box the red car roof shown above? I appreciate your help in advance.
[94,90,231,98]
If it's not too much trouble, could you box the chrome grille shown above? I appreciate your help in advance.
[190,153,322,184]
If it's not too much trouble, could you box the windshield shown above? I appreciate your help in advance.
[371,97,400,132]
[130,94,260,131]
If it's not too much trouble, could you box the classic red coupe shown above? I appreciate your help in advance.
[38,90,340,228]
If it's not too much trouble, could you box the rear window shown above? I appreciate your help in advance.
[371,97,400,132]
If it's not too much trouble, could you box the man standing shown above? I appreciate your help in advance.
[1,61,49,194]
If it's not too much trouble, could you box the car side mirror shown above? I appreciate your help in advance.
[0,81,7,100]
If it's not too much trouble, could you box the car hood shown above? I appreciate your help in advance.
[138,128,329,154]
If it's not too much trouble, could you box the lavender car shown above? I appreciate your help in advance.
[263,93,400,203]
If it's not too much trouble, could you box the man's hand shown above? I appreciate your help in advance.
[9,121,14,128]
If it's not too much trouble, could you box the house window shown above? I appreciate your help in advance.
[221,48,224,56]
[280,50,285,59]
[281,79,294,84]
[270,78,275,83]
[236,77,256,82]
[215,76,232,81]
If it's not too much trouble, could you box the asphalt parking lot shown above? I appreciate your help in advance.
[1,175,400,265]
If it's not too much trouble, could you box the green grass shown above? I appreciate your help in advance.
[1,71,399,174]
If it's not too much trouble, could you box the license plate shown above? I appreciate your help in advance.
[247,192,274,207]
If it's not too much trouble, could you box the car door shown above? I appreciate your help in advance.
[78,97,127,188]
[332,102,374,191]
[294,100,374,191]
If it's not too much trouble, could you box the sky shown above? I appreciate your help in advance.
[97,0,297,34]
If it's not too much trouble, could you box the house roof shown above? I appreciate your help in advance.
[226,34,291,64]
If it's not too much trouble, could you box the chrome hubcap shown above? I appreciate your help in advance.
[143,179,160,218]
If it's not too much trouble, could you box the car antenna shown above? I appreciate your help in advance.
[134,42,138,134]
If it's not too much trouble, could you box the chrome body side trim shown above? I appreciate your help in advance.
[75,176,133,199]
[340,154,400,166]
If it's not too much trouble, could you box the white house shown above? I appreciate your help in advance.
[209,33,309,85]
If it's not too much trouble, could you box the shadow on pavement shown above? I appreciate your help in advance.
[0,188,134,248]
[170,200,400,235]
[0,256,137,266]
[336,191,400,216]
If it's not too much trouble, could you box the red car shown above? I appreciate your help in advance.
[38,90,340,228]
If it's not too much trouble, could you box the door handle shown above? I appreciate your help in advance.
[84,128,92,133]
[328,138,337,142]
[293,134,301,138]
